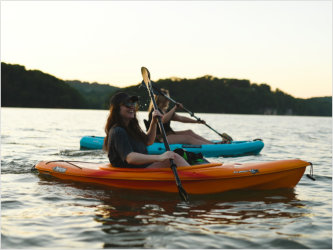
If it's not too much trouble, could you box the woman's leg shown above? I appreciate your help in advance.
[174,130,229,144]
[146,153,190,168]
[175,130,213,144]
[170,130,214,144]
[166,133,212,145]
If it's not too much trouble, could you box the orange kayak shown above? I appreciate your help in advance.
[33,159,310,194]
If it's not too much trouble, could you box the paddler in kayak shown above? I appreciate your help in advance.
[147,88,230,145]
[103,92,190,169]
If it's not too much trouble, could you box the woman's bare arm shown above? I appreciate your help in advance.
[126,151,180,165]
[146,110,163,145]
[172,113,201,123]
[161,106,177,123]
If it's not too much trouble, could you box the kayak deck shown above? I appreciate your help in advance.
[34,159,310,194]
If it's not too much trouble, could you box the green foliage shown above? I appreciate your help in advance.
[294,97,332,116]
[2,62,331,116]
[66,80,119,109]
[122,78,332,116]
[1,62,88,108]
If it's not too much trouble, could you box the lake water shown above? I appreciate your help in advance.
[1,107,332,249]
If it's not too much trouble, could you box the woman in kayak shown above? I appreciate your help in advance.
[147,89,230,145]
[103,92,190,169]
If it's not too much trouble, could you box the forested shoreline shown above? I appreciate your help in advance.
[1,62,331,116]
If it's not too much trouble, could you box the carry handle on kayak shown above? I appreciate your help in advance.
[141,67,189,202]
[140,80,233,142]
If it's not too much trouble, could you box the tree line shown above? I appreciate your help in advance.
[1,62,331,116]
[122,76,332,116]
[66,80,119,109]
[2,63,88,108]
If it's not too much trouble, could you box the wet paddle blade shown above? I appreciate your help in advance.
[178,185,189,202]
[141,67,151,87]
[222,132,233,142]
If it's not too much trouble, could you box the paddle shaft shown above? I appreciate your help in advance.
[150,84,227,139]
[141,68,189,202]
[148,86,172,151]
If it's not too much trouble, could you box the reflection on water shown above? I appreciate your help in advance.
[34,174,315,248]
[1,108,332,249]
[58,149,105,157]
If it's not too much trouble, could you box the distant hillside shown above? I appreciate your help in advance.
[120,76,332,116]
[66,80,119,109]
[1,62,331,116]
[294,97,332,116]
[1,62,88,108]
[1,62,119,109]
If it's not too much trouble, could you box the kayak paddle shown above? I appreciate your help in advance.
[141,66,189,202]
[140,80,233,142]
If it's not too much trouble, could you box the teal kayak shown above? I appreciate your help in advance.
[80,136,264,157]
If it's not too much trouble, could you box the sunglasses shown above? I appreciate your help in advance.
[123,101,138,109]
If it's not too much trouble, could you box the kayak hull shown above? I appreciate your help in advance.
[34,159,309,194]
[79,136,264,157]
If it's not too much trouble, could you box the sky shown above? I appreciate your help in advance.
[1,0,332,98]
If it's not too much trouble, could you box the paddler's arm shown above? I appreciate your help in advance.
[173,113,205,124]
[126,151,179,165]
[146,110,163,145]
[161,105,178,123]
[164,103,204,124]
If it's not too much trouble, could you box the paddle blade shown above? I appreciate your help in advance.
[141,67,151,87]
[170,162,189,202]
[178,185,189,202]
[140,80,162,96]
[222,133,233,142]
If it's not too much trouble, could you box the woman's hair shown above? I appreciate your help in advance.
[148,88,170,113]
[103,94,148,151]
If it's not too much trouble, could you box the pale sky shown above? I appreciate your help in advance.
[1,1,332,98]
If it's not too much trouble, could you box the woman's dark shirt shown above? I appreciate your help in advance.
[107,126,149,168]
[148,109,174,135]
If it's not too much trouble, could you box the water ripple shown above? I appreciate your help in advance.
[1,109,331,249]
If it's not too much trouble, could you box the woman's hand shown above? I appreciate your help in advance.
[197,119,206,124]
[146,110,164,146]
[152,110,163,123]
[176,102,184,110]
[158,151,179,161]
